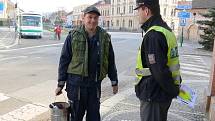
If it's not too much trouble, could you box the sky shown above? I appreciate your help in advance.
[11,0,99,13]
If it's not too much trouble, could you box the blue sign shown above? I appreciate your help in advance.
[178,12,191,18]
[0,2,4,11]
[180,18,186,26]
[176,5,192,10]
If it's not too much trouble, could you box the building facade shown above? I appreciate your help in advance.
[72,4,89,27]
[109,0,179,33]
[0,0,16,26]
[160,0,179,35]
[70,0,180,34]
[66,11,73,27]
[179,0,215,41]
[94,1,111,29]
[109,0,138,31]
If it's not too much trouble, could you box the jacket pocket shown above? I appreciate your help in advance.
[135,77,149,99]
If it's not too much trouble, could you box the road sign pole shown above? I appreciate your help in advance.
[181,26,184,47]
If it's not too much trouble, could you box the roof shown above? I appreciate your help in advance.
[192,0,215,9]
[92,0,111,6]
[66,11,73,16]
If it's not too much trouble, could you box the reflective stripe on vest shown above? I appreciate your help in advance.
[135,26,181,86]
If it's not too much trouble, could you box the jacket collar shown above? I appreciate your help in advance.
[141,15,163,32]
[75,25,105,35]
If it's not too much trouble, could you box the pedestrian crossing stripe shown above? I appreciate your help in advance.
[181,55,202,59]
[181,70,209,78]
[180,56,202,60]
[181,66,209,73]
[181,58,203,63]
[0,104,48,121]
[0,93,10,102]
[180,63,207,69]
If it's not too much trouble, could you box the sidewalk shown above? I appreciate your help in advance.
[101,40,210,121]
[178,40,212,57]
[29,40,211,121]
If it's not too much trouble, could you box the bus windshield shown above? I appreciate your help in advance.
[22,16,41,27]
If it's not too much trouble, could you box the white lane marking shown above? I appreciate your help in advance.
[0,43,63,52]
[181,55,202,58]
[0,32,11,41]
[3,36,19,49]
[0,93,10,102]
[180,63,207,69]
[181,70,209,77]
[182,80,209,83]
[180,55,202,60]
[180,58,203,63]
[181,66,209,73]
[0,56,28,61]
[0,104,48,121]
[180,60,204,65]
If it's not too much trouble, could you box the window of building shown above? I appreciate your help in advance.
[129,20,132,27]
[116,20,119,26]
[174,9,176,17]
[123,6,126,14]
[122,19,125,28]
[112,8,114,15]
[129,5,133,13]
[171,9,173,16]
[171,22,175,30]
[117,7,120,14]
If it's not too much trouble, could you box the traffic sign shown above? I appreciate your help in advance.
[180,18,186,26]
[176,5,192,10]
[0,2,3,10]
[178,11,191,18]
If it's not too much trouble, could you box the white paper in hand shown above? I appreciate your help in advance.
[177,84,197,108]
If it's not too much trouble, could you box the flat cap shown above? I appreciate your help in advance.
[83,6,101,16]
[134,0,159,10]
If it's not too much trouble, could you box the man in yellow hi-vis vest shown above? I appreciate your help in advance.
[134,0,182,121]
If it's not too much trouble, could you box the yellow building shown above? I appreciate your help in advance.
[71,0,180,34]
[110,0,139,31]
[94,1,111,29]
[108,0,179,32]
[0,0,16,26]
[72,4,90,27]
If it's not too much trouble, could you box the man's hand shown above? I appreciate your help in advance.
[55,87,63,96]
[112,85,118,94]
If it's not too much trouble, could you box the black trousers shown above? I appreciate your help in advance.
[140,100,172,121]
[67,86,101,121]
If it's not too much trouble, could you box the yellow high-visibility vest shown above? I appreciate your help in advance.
[135,26,181,86]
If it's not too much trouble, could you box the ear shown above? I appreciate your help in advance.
[145,7,150,16]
